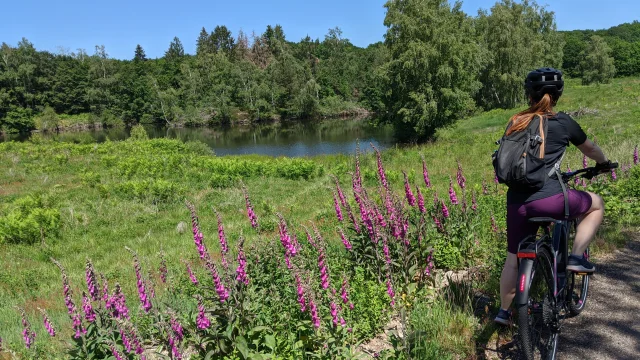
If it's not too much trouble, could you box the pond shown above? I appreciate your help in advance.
[0,118,396,157]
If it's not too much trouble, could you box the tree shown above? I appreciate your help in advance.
[475,0,563,109]
[134,44,147,61]
[235,30,250,61]
[165,37,184,62]
[383,0,483,142]
[211,26,235,55]
[580,35,616,85]
[196,27,211,56]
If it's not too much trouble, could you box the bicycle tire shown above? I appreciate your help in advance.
[517,247,559,360]
[568,247,590,316]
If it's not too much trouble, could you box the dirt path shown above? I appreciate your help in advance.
[478,236,640,360]
[557,237,640,360]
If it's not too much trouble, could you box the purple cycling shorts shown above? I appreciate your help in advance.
[506,190,593,254]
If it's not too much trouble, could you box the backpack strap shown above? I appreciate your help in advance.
[548,150,567,177]
[538,115,546,158]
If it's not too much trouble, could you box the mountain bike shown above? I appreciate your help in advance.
[515,162,618,360]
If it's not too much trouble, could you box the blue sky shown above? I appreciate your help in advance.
[1,0,638,59]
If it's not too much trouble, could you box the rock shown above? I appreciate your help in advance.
[176,221,187,234]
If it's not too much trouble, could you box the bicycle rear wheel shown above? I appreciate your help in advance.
[568,247,590,316]
[517,247,559,360]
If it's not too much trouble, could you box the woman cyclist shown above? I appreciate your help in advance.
[494,68,611,325]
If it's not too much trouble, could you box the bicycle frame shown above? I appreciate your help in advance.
[514,219,574,308]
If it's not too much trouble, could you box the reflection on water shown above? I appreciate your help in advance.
[0,118,395,157]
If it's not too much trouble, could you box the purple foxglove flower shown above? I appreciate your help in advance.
[111,345,124,360]
[215,210,229,256]
[130,251,152,312]
[382,235,391,265]
[456,161,466,190]
[159,253,168,284]
[346,205,360,234]
[416,186,426,213]
[611,168,617,181]
[206,260,229,302]
[567,165,579,186]
[196,297,211,329]
[242,185,259,229]
[403,171,416,206]
[634,145,639,166]
[277,214,296,257]
[355,192,375,240]
[339,228,352,251]
[19,308,36,349]
[374,205,387,228]
[318,248,330,290]
[121,327,133,353]
[491,213,498,233]
[424,250,435,277]
[494,171,499,184]
[372,144,389,191]
[110,283,130,319]
[422,157,432,188]
[441,200,450,219]
[333,192,344,221]
[340,277,350,305]
[304,227,318,249]
[82,292,96,323]
[171,315,184,341]
[433,216,444,232]
[334,177,349,209]
[448,177,459,205]
[169,334,182,359]
[186,202,210,260]
[330,301,339,327]
[385,276,395,307]
[101,274,109,305]
[122,324,143,355]
[185,262,198,285]
[295,274,307,312]
[39,309,56,337]
[471,191,477,211]
[72,311,85,339]
[85,259,99,302]
[236,241,249,285]
[583,154,588,169]
[310,299,321,329]
[354,142,363,193]
[52,259,76,316]
[482,179,489,195]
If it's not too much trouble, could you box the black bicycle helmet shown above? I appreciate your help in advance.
[524,67,564,103]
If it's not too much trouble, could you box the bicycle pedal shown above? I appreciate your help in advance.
[576,272,589,276]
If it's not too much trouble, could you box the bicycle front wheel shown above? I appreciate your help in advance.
[517,247,559,360]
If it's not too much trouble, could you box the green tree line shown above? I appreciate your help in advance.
[1,0,636,140]
[562,20,640,78]
[0,25,386,133]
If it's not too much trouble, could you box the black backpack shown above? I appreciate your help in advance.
[492,114,549,192]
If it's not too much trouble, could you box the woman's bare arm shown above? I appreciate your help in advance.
[577,139,608,164]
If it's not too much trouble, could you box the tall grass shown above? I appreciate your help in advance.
[0,77,638,356]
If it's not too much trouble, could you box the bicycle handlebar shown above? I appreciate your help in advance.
[562,162,619,182]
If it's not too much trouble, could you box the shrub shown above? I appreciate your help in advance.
[34,106,60,132]
[0,194,61,245]
[128,124,149,141]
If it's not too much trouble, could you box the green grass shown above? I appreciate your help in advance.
[1,77,639,356]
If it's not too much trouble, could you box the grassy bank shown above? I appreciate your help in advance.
[0,78,639,359]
